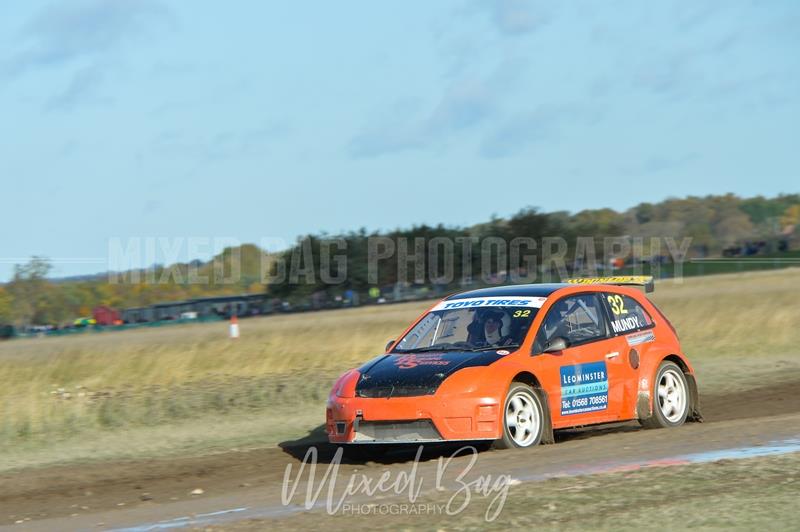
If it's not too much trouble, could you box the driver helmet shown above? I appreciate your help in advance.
[481,310,510,338]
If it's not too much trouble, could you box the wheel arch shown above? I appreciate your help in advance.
[662,354,703,422]
[508,370,555,444]
[638,354,703,423]
[663,353,690,374]
[510,370,542,389]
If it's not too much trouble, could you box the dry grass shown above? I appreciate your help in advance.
[0,301,431,466]
[263,448,800,531]
[0,301,428,386]
[1,269,798,469]
[650,269,799,358]
[647,269,800,392]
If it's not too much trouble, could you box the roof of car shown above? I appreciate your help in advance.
[446,283,568,300]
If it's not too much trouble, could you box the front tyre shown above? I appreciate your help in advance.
[495,383,545,449]
[642,361,690,429]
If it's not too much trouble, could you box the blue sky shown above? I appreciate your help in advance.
[0,0,798,280]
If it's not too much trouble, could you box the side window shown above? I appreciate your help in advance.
[604,293,654,335]
[533,294,609,352]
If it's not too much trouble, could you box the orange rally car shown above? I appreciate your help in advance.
[327,276,702,449]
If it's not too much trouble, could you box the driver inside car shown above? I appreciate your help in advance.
[467,310,515,347]
[483,312,504,345]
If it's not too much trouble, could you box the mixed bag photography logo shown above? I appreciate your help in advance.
[282,445,515,522]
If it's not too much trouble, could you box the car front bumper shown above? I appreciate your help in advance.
[326,393,501,444]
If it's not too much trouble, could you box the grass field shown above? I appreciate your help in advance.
[1,268,799,471]
[615,250,800,279]
[264,449,800,531]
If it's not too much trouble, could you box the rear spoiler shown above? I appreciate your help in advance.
[565,275,655,293]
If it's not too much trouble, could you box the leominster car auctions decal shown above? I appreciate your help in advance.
[560,361,608,415]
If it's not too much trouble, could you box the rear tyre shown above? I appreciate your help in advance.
[494,383,545,449]
[641,361,690,429]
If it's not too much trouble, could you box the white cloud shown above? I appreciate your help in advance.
[3,0,174,79]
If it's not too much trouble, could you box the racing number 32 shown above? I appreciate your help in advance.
[607,295,627,316]
[513,309,531,318]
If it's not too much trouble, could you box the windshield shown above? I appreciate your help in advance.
[393,297,545,353]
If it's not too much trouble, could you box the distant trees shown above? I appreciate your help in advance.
[264,193,798,297]
[0,251,272,327]
[5,257,54,326]
[741,194,800,225]
[1,193,797,327]
[0,286,12,324]
[623,194,794,251]
[781,204,800,229]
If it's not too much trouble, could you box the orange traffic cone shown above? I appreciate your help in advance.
[229,315,240,339]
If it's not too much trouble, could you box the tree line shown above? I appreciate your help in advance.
[1,193,798,327]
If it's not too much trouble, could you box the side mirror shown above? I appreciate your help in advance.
[385,339,395,352]
[543,337,568,354]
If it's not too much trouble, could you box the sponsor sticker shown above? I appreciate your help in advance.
[626,330,655,346]
[560,361,608,416]
[496,350,510,356]
[394,353,450,369]
[566,275,653,285]
[432,296,547,312]
[611,315,643,334]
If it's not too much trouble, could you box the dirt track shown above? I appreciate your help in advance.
[3,380,800,530]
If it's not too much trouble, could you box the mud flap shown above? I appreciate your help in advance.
[636,391,652,423]
[538,389,555,445]
[686,374,703,423]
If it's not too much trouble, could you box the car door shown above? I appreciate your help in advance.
[531,293,625,428]
[601,290,658,420]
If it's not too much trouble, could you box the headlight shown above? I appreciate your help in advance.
[333,369,360,398]
[436,367,484,395]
